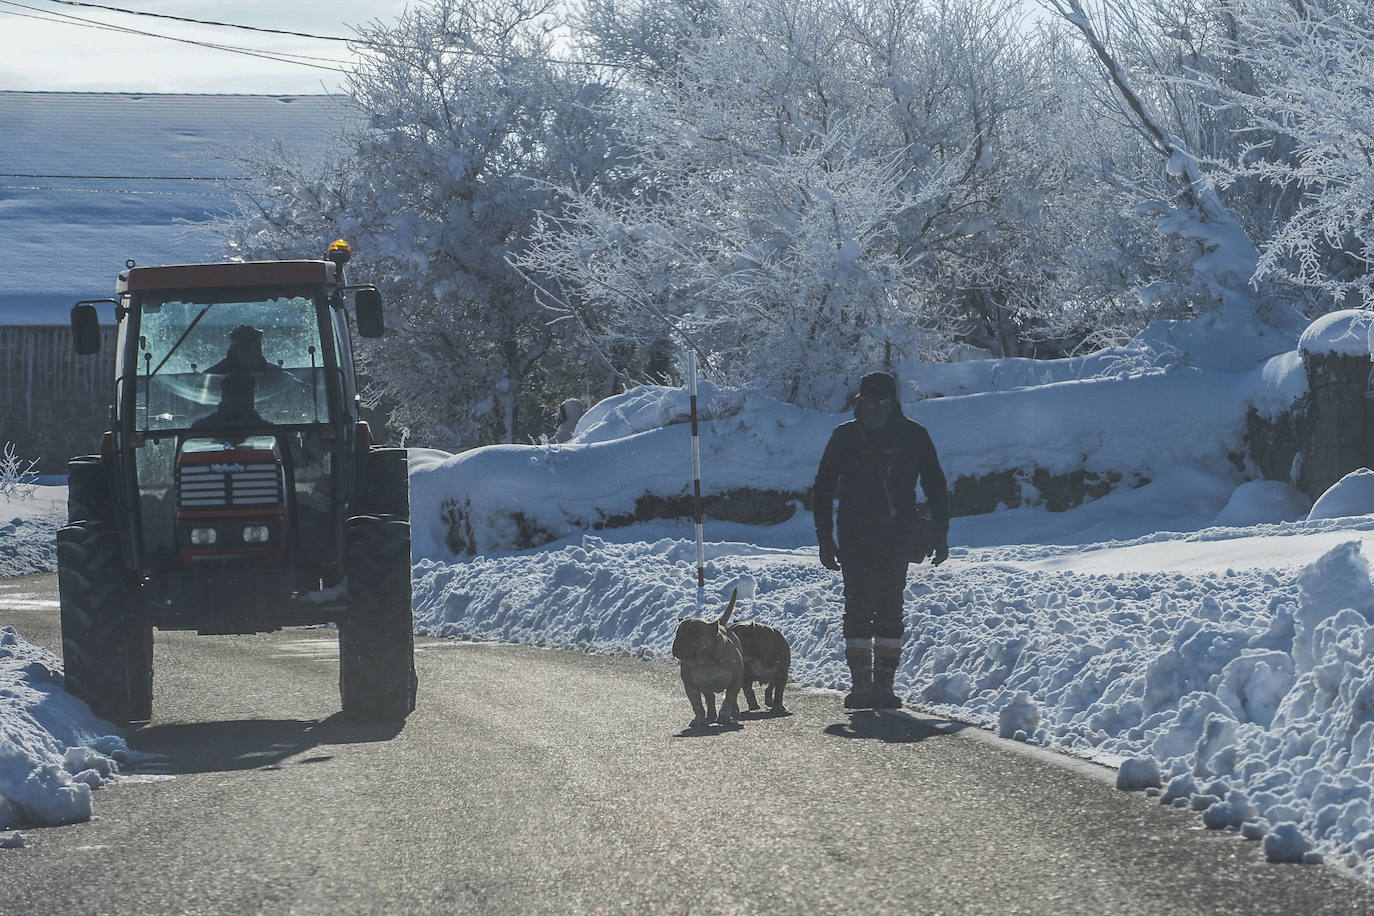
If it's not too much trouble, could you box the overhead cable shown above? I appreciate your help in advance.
[10,0,627,71]
[0,0,352,70]
[36,0,356,42]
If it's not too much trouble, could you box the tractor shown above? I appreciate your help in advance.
[61,240,416,724]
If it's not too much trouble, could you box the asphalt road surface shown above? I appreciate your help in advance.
[4,571,1374,915]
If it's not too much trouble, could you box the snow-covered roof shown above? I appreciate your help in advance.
[0,92,354,325]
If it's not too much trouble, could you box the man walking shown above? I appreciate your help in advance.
[813,371,949,709]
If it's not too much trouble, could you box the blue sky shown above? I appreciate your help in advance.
[0,1,416,93]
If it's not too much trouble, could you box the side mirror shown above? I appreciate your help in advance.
[71,303,102,355]
[355,287,384,338]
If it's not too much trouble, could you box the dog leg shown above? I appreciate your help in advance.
[742,680,760,711]
[704,691,718,724]
[719,686,741,724]
[685,685,708,728]
[768,676,787,713]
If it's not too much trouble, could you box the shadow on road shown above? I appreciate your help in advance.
[823,710,961,743]
[737,707,791,721]
[126,714,404,775]
[672,720,746,738]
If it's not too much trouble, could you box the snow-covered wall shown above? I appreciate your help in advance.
[410,357,1310,558]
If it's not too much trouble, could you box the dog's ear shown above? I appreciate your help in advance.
[718,588,738,626]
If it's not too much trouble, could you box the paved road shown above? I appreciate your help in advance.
[4,572,1374,915]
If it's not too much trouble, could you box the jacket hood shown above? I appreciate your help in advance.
[853,371,907,426]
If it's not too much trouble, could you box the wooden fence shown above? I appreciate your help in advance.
[1,325,117,474]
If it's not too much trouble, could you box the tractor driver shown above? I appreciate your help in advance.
[206,324,281,376]
[191,370,266,429]
[204,324,307,407]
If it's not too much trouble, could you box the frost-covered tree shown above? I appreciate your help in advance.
[1205,0,1374,310]
[574,0,725,78]
[846,0,1161,357]
[520,0,1148,403]
[519,0,971,408]
[221,0,630,448]
[1036,0,1346,372]
[1042,0,1265,320]
[223,0,1355,436]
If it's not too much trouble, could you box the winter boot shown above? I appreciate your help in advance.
[843,640,873,709]
[872,639,903,709]
[871,665,902,709]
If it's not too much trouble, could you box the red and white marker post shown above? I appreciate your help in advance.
[688,351,705,595]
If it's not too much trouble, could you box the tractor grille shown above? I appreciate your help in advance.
[178,461,283,509]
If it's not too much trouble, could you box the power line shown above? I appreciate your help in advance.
[0,1,352,71]
[0,172,241,180]
[36,0,356,42]
[0,12,348,67]
[0,182,238,196]
[8,0,629,73]
[0,4,350,68]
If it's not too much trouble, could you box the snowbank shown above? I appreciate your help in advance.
[0,485,64,578]
[1310,470,1374,521]
[412,362,1304,557]
[1215,480,1310,528]
[0,627,135,834]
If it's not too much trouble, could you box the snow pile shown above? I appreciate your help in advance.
[997,692,1041,740]
[0,484,64,578]
[1309,470,1374,522]
[1214,480,1311,528]
[0,627,133,831]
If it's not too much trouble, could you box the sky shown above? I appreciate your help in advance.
[9,314,1374,882]
[0,1,417,93]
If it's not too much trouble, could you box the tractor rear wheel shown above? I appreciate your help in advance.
[338,514,416,721]
[57,522,152,725]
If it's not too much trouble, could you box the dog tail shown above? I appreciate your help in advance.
[718,587,739,626]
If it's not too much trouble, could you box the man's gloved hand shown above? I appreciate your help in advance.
[818,533,842,570]
[930,537,949,567]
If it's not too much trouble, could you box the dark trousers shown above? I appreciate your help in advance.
[839,546,907,641]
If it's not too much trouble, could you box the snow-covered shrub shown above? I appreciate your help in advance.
[0,443,38,501]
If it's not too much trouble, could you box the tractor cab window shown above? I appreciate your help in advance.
[133,292,331,432]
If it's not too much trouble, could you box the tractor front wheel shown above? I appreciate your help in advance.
[57,522,152,725]
[338,514,416,722]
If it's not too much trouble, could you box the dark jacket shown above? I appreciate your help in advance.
[813,404,949,551]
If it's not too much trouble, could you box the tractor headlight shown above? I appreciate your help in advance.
[190,527,218,546]
[242,525,271,544]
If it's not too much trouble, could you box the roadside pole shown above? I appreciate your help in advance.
[689,351,705,605]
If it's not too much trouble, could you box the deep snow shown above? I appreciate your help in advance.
[5,315,1374,882]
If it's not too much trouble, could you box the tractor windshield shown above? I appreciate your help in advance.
[132,291,330,432]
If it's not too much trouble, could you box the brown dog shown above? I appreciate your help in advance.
[671,589,745,727]
[729,621,791,713]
